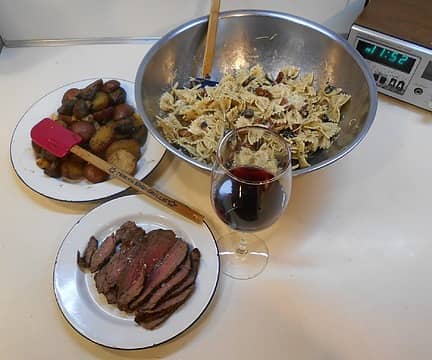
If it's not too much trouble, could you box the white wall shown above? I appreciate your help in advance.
[0,0,365,42]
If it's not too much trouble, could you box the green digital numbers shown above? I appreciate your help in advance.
[356,40,415,74]
[398,55,409,65]
[389,52,398,63]
[365,45,377,55]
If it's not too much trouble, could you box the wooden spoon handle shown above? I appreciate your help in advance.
[70,145,204,224]
[202,0,220,78]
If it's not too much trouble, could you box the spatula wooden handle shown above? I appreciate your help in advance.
[70,145,204,224]
[202,0,220,78]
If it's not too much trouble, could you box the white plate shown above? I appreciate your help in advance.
[10,78,166,202]
[53,194,220,349]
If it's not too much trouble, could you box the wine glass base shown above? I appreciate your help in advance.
[218,231,269,280]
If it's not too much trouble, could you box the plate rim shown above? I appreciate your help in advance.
[52,194,220,350]
[9,77,167,203]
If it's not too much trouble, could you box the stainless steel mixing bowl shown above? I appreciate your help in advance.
[135,9,377,176]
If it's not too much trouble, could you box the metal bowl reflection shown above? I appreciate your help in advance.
[135,9,377,175]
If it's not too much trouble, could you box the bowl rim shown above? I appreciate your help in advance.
[135,9,378,176]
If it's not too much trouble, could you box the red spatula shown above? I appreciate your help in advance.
[31,118,204,224]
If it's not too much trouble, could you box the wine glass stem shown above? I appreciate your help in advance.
[236,237,248,255]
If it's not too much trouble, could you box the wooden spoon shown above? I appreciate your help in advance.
[196,0,221,87]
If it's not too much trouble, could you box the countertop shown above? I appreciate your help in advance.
[1,43,431,360]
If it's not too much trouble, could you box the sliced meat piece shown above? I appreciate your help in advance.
[165,248,200,300]
[78,221,142,273]
[115,243,149,311]
[104,288,118,304]
[94,222,146,295]
[77,236,98,269]
[136,299,190,330]
[94,241,141,295]
[116,229,177,310]
[135,285,195,325]
[114,221,146,249]
[129,239,189,310]
[89,234,118,273]
[141,254,192,311]
[137,311,176,330]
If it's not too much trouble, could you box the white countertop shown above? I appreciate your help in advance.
[1,44,431,360]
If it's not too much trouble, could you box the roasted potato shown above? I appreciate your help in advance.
[132,112,144,127]
[62,88,80,103]
[93,106,114,124]
[105,139,141,159]
[80,114,95,123]
[83,163,109,183]
[35,79,145,184]
[102,80,120,93]
[130,114,148,145]
[57,114,74,125]
[39,148,58,162]
[89,125,115,154]
[61,160,84,180]
[92,91,110,111]
[113,104,135,120]
[114,117,135,138]
[79,79,103,100]
[107,149,137,175]
[70,121,96,143]
[67,153,86,164]
[36,157,50,170]
[44,159,62,178]
[132,125,148,145]
[109,87,126,105]
[32,141,42,154]
[57,99,76,115]
[55,119,69,128]
[73,99,91,119]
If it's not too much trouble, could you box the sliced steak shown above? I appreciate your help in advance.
[166,248,200,299]
[94,222,146,295]
[137,311,176,330]
[114,221,146,249]
[135,285,195,325]
[94,241,141,295]
[77,221,201,331]
[140,253,192,311]
[104,288,118,304]
[77,236,98,269]
[89,234,118,273]
[136,298,190,330]
[129,239,189,310]
[116,229,177,310]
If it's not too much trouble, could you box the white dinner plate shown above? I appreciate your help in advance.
[10,78,166,202]
[53,194,220,349]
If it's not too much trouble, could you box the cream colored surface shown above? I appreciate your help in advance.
[1,43,432,359]
[0,0,365,41]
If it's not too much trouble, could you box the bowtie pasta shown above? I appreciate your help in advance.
[156,64,351,170]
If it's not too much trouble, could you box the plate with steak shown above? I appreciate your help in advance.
[53,194,219,349]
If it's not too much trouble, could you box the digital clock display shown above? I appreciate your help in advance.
[356,39,416,74]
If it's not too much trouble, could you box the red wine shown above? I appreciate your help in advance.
[212,166,286,231]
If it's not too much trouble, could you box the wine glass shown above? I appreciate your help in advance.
[211,126,292,280]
